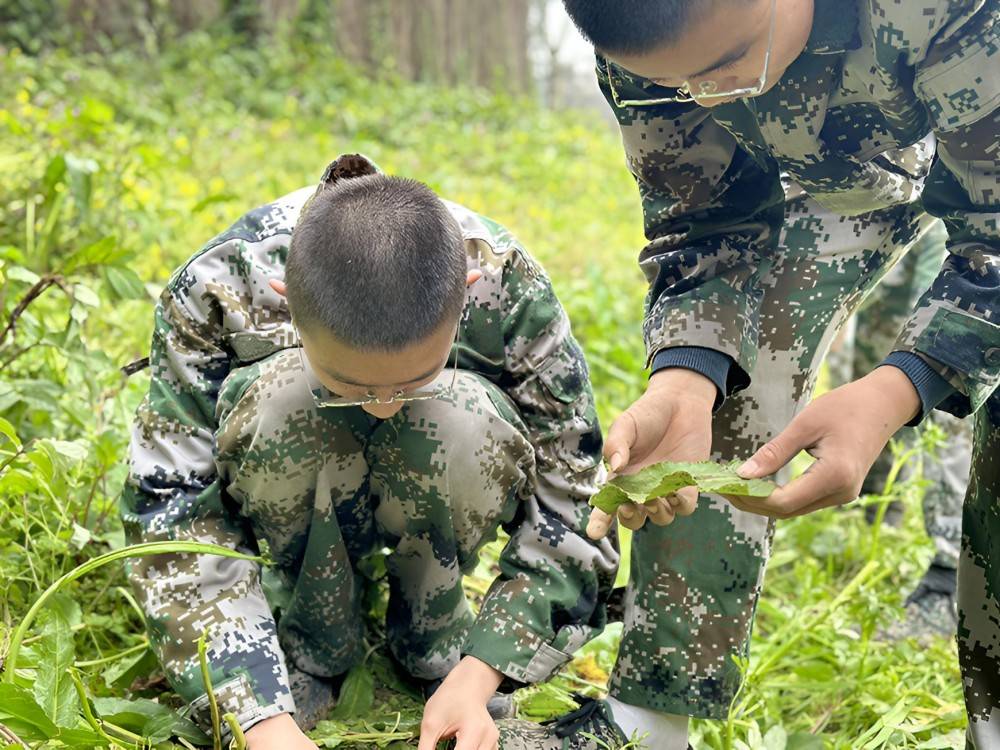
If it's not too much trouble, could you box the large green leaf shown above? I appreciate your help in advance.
[62,236,129,274]
[0,415,21,450]
[327,664,375,720]
[590,460,776,514]
[102,646,158,690]
[0,683,59,740]
[33,608,80,728]
[92,696,209,744]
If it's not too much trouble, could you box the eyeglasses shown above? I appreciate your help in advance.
[296,324,461,409]
[604,0,776,108]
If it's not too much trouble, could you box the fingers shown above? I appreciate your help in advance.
[671,486,699,516]
[617,501,648,530]
[417,719,444,750]
[726,459,860,518]
[739,414,818,479]
[587,507,615,539]
[603,410,638,473]
[452,722,499,750]
[759,461,858,516]
[644,497,675,526]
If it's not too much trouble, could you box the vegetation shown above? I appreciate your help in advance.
[0,34,965,749]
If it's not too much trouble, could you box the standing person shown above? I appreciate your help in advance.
[827,221,973,640]
[121,154,619,750]
[500,2,999,748]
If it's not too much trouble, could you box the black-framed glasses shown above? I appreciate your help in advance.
[296,324,461,409]
[604,0,776,107]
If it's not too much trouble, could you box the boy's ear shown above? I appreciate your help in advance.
[269,279,287,297]
[466,270,483,286]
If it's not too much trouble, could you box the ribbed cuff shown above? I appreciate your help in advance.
[880,351,956,426]
[651,346,732,410]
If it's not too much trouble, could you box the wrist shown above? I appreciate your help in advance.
[244,712,298,743]
[451,655,504,703]
[862,366,922,428]
[648,367,717,406]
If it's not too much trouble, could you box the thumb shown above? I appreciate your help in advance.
[604,411,638,474]
[740,415,816,479]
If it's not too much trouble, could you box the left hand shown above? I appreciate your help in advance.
[418,656,503,750]
[726,366,922,518]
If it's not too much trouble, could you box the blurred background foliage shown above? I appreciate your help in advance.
[0,3,965,748]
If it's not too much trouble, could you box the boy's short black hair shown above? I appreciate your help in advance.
[562,0,720,55]
[285,173,467,352]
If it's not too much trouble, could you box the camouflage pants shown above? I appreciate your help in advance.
[962,392,1000,750]
[612,194,937,718]
[826,221,971,569]
[216,350,533,683]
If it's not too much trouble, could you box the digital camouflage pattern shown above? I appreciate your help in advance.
[120,154,618,736]
[596,0,1000,741]
[961,391,1000,750]
[610,194,934,719]
[828,221,970,573]
[830,222,970,641]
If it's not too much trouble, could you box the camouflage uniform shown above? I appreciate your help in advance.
[828,221,971,572]
[594,0,1000,744]
[120,155,619,737]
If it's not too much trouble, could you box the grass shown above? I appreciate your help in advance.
[0,34,965,749]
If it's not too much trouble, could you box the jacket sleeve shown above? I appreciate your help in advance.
[120,256,294,736]
[461,246,620,685]
[597,55,787,395]
[885,0,1000,418]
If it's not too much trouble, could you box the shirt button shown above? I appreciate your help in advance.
[985,347,1000,367]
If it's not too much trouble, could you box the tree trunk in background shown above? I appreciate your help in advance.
[52,0,534,95]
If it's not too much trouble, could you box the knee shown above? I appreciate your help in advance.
[383,373,534,539]
[216,349,322,460]
[402,372,533,482]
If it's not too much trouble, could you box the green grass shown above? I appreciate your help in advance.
[0,35,964,749]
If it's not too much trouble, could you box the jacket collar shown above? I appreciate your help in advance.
[805,0,862,54]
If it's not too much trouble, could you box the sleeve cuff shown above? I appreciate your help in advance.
[186,668,295,739]
[880,351,957,426]
[462,615,572,690]
[651,346,733,410]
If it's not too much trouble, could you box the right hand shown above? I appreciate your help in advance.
[587,368,716,539]
[245,712,317,749]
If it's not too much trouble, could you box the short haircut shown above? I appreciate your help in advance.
[285,174,467,351]
[562,0,723,55]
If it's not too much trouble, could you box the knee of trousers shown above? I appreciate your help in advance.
[217,350,367,511]
[380,371,535,536]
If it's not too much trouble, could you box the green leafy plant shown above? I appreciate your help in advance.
[590,460,777,514]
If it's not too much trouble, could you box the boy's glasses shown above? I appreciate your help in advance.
[605,0,776,107]
[296,324,461,408]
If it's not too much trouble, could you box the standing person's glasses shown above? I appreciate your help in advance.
[604,0,776,107]
[296,324,461,408]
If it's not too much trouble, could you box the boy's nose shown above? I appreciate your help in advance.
[362,401,404,419]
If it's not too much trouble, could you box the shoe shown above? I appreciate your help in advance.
[881,563,957,642]
[423,677,516,720]
[288,667,340,731]
[496,696,633,749]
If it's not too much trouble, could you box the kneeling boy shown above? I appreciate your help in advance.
[120,154,618,749]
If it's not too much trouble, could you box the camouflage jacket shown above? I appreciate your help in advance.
[600,0,1000,418]
[120,155,616,731]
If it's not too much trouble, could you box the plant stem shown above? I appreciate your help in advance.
[224,713,247,750]
[70,668,138,749]
[2,541,263,683]
[199,629,223,750]
[74,639,149,668]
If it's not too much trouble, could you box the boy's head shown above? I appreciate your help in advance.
[562,0,814,107]
[276,173,478,419]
